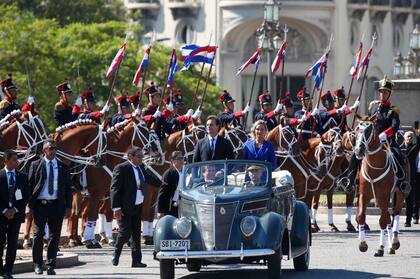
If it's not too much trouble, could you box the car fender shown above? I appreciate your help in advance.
[250,212,286,251]
[290,200,310,258]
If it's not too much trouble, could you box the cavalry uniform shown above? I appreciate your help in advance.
[163,90,190,133]
[280,96,299,137]
[318,91,351,135]
[54,82,78,127]
[110,94,131,126]
[217,90,247,128]
[254,92,279,131]
[0,75,21,119]
[78,90,102,123]
[294,89,318,139]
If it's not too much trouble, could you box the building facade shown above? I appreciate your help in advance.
[125,0,420,124]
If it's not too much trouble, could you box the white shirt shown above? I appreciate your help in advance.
[208,135,218,156]
[172,167,183,202]
[3,167,17,214]
[38,158,58,200]
[129,161,144,206]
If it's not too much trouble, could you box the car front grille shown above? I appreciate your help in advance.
[196,202,238,251]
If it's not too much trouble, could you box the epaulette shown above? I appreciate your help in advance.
[391,105,400,115]
[0,100,10,109]
[54,102,66,111]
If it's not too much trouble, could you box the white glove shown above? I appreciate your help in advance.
[166,102,174,112]
[132,107,141,117]
[242,104,250,114]
[274,102,283,114]
[300,113,308,122]
[152,110,161,119]
[27,96,35,104]
[337,104,348,113]
[379,132,387,144]
[185,109,194,118]
[75,97,83,107]
[192,108,202,119]
[350,99,360,111]
[100,102,110,115]
[311,108,320,116]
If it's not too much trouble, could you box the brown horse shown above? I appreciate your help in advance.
[267,124,323,207]
[354,119,406,256]
[219,126,249,159]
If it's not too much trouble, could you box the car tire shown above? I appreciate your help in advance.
[160,259,175,279]
[293,229,310,271]
[186,261,201,272]
[267,248,282,279]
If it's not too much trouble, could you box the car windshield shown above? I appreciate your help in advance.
[183,161,269,195]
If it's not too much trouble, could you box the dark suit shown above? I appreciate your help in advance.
[110,161,155,263]
[0,169,29,274]
[28,157,72,269]
[193,136,235,162]
[157,167,180,217]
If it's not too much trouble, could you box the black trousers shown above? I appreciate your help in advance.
[32,200,64,268]
[114,205,142,262]
[0,217,21,273]
[413,173,420,220]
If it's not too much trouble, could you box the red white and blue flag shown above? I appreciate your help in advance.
[356,47,373,81]
[349,42,363,77]
[132,46,150,86]
[305,51,329,89]
[271,41,287,74]
[236,48,261,76]
[181,44,217,70]
[167,49,179,89]
[106,43,126,78]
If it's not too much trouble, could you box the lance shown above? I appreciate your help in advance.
[158,48,176,111]
[136,46,152,112]
[198,48,217,111]
[277,25,288,124]
[351,32,377,129]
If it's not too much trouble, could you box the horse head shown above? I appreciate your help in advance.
[354,118,377,160]
[130,118,163,165]
[220,126,249,158]
[322,128,344,157]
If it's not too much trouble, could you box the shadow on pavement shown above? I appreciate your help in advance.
[179,268,406,279]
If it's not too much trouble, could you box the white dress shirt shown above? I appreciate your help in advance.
[208,135,218,156]
[38,158,59,200]
[3,167,17,214]
[172,167,183,202]
[129,161,144,206]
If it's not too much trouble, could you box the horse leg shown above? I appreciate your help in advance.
[103,199,115,246]
[345,189,356,232]
[391,191,405,251]
[357,192,369,252]
[23,215,33,249]
[142,183,159,245]
[374,197,391,257]
[82,196,102,249]
[97,200,107,244]
[67,192,80,248]
[310,188,321,233]
[327,188,339,232]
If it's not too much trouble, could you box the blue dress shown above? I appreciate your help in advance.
[243,139,277,170]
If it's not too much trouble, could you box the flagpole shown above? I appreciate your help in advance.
[158,48,175,110]
[191,31,213,109]
[137,46,152,111]
[243,62,259,128]
[310,64,328,136]
[198,49,217,111]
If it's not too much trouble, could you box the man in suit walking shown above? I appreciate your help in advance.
[0,150,30,279]
[193,115,235,162]
[28,140,72,275]
[157,151,184,218]
[111,147,154,268]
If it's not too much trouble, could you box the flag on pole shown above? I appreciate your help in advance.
[236,48,261,76]
[356,47,373,81]
[167,49,179,89]
[271,42,287,74]
[349,42,363,77]
[132,46,150,86]
[305,51,329,89]
[106,43,126,78]
[181,44,217,70]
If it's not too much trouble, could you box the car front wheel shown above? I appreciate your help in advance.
[267,248,282,279]
[160,259,175,279]
[293,229,310,271]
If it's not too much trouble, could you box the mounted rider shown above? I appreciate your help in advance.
[218,90,249,128]
[54,81,78,127]
[294,87,318,140]
[110,93,132,126]
[279,93,299,137]
[77,86,109,123]
[162,88,193,133]
[254,92,282,131]
[0,74,21,119]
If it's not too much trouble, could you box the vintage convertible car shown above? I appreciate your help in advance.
[154,160,310,279]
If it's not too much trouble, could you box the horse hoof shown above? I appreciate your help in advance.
[346,221,356,232]
[68,241,77,248]
[359,241,368,252]
[392,241,400,250]
[311,223,320,233]
[373,246,384,257]
[388,248,396,255]
[329,224,340,232]
[392,232,400,250]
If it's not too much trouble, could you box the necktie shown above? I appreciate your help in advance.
[135,166,144,191]
[210,138,215,153]
[48,161,54,195]
[7,172,15,206]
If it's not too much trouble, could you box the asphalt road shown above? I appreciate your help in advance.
[15,214,420,279]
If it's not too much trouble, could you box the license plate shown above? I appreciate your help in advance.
[160,239,191,251]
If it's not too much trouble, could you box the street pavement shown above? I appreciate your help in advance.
[15,213,420,279]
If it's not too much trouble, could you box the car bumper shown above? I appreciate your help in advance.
[156,248,275,260]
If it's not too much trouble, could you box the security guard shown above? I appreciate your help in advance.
[0,74,21,119]
[218,90,249,128]
[53,81,79,127]
[254,92,282,131]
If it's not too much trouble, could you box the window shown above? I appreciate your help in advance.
[176,21,195,44]
[393,25,403,51]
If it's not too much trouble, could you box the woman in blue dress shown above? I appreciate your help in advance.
[243,120,276,170]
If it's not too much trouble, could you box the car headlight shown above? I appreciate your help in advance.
[240,216,257,237]
[175,217,192,239]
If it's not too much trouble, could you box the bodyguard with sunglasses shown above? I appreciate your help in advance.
[28,140,72,275]
[0,150,30,279]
